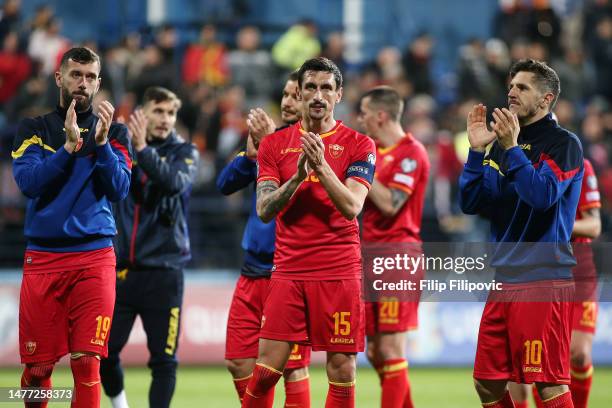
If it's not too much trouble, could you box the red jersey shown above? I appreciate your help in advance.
[257,121,376,280]
[573,159,601,244]
[362,133,430,243]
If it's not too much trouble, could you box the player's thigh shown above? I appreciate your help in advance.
[19,272,68,364]
[226,276,269,360]
[67,263,116,356]
[260,279,308,343]
[304,279,364,353]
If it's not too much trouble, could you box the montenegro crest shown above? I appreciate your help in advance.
[24,341,36,355]
[329,144,344,159]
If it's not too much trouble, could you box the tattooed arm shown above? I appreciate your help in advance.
[367,179,410,217]
[256,153,308,223]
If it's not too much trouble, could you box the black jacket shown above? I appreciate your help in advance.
[114,132,199,271]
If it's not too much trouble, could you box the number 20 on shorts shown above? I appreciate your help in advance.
[332,312,351,336]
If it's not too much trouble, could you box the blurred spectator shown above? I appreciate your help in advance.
[27,16,69,76]
[183,24,229,87]
[374,46,403,85]
[228,25,273,109]
[271,20,320,71]
[129,44,178,103]
[401,32,434,95]
[0,0,20,44]
[527,1,562,57]
[322,31,346,74]
[492,0,532,46]
[553,98,578,132]
[590,16,612,102]
[0,31,30,105]
[551,48,595,105]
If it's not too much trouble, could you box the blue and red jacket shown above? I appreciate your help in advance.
[12,105,132,252]
[459,113,583,282]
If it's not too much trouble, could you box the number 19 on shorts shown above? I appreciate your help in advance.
[91,315,111,346]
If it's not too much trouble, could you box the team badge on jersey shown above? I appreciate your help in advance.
[329,144,344,159]
[401,158,417,173]
[24,341,36,355]
[367,153,376,165]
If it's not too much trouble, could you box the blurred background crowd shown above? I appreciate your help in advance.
[0,0,610,269]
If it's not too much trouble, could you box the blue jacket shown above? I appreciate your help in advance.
[216,151,274,277]
[459,113,583,282]
[12,105,132,252]
[113,132,199,271]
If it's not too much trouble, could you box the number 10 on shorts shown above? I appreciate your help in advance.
[332,312,351,336]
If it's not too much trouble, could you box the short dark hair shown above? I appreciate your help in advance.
[297,57,343,89]
[59,47,101,72]
[509,59,561,110]
[361,86,404,122]
[288,70,299,82]
[143,86,182,109]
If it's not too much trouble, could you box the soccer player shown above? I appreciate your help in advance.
[12,47,131,408]
[509,158,602,408]
[99,87,199,408]
[242,57,376,408]
[358,86,430,408]
[459,59,583,408]
[217,72,312,407]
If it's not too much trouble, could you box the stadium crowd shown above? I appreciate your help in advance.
[0,0,610,268]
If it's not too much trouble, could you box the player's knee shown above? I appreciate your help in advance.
[148,355,177,378]
[23,363,54,384]
[570,344,591,367]
[327,354,356,383]
[225,359,254,379]
[376,341,402,360]
[284,366,308,381]
[473,378,506,402]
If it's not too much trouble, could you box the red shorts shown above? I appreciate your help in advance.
[19,247,116,364]
[365,298,419,336]
[261,278,365,353]
[225,275,311,369]
[572,301,597,334]
[473,281,574,384]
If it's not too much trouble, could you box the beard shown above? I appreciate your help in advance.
[61,87,93,112]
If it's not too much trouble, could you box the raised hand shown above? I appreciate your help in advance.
[467,104,496,152]
[491,108,520,150]
[300,132,325,171]
[246,108,276,148]
[64,99,82,153]
[127,109,148,152]
[95,101,115,146]
[296,152,310,181]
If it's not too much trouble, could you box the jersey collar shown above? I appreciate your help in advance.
[298,120,343,139]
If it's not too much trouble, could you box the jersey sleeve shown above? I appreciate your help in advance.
[216,151,256,195]
[12,117,73,199]
[345,134,376,189]
[501,135,583,211]
[386,146,426,195]
[95,123,132,202]
[256,135,280,185]
[578,159,601,212]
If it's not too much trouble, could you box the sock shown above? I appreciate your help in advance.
[110,390,129,408]
[325,381,355,408]
[21,364,54,408]
[482,391,515,408]
[569,364,593,408]
[379,359,410,408]
[242,363,282,408]
[542,391,574,408]
[514,401,528,408]
[233,375,252,402]
[532,384,545,408]
[284,375,310,408]
[70,355,101,408]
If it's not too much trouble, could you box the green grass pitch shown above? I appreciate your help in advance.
[1,365,611,407]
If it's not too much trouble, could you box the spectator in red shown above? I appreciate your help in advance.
[182,24,229,87]
[0,31,30,105]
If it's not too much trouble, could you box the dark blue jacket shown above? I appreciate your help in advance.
[459,114,583,282]
[114,132,199,271]
[12,105,132,252]
[216,151,274,277]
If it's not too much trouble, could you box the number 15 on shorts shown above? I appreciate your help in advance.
[332,312,351,336]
